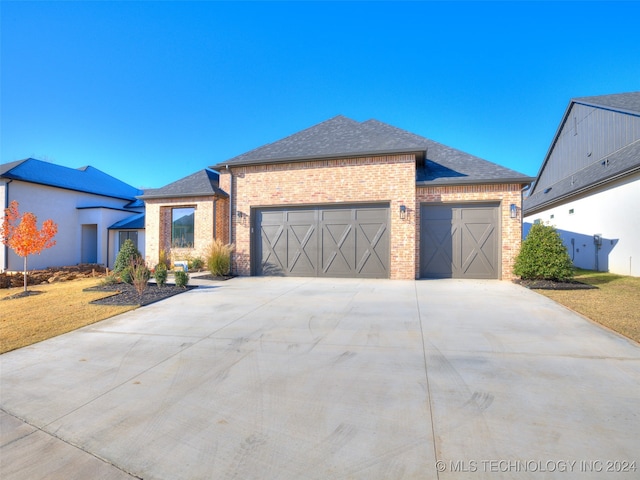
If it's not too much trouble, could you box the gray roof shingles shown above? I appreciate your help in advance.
[211,115,533,185]
[573,92,640,115]
[140,168,228,199]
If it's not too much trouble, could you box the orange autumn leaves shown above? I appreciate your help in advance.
[1,200,58,259]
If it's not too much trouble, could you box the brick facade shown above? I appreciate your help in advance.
[144,196,229,267]
[218,159,525,280]
[218,155,417,279]
[415,184,523,280]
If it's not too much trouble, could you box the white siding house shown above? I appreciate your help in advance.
[1,158,145,272]
[523,93,640,277]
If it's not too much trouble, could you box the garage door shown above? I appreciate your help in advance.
[420,203,499,279]
[254,205,389,278]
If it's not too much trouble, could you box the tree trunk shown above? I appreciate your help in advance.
[23,256,28,292]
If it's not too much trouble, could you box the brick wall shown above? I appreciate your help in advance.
[219,155,417,279]
[144,195,229,267]
[415,184,524,280]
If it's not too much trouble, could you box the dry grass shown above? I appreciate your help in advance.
[537,269,640,344]
[1,278,135,354]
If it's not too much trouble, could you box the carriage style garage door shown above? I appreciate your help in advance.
[254,205,389,278]
[420,203,499,279]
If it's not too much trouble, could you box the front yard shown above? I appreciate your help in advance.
[534,269,640,343]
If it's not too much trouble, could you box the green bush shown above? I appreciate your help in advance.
[206,239,234,277]
[174,270,189,288]
[190,257,204,270]
[154,262,168,287]
[514,223,574,281]
[120,266,133,284]
[114,239,142,273]
[100,273,119,286]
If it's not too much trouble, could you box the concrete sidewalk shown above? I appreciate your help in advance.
[1,278,639,479]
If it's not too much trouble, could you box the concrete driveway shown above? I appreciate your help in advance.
[1,277,639,479]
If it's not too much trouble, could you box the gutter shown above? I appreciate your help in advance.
[210,148,424,170]
[416,177,535,188]
[2,179,12,271]
[523,165,640,217]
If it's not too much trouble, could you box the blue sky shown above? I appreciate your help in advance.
[2,1,639,189]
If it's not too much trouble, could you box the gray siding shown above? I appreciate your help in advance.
[536,103,640,192]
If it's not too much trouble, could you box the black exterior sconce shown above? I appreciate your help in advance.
[510,203,519,219]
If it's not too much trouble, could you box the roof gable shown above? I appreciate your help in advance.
[141,168,228,199]
[212,116,532,185]
[525,92,640,214]
[573,92,640,115]
[1,158,142,200]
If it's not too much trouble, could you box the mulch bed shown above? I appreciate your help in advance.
[2,290,44,300]
[85,283,196,306]
[514,279,598,290]
[193,274,235,281]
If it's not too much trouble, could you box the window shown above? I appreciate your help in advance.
[119,231,138,249]
[569,208,575,215]
[172,207,195,248]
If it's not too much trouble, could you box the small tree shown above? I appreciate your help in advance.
[130,257,150,304]
[1,201,58,292]
[114,238,142,281]
[514,223,574,281]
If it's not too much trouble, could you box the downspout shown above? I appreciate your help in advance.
[226,165,233,245]
[520,184,531,224]
[3,180,13,271]
[226,165,234,275]
[213,197,218,240]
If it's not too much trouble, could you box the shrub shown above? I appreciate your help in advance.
[190,257,204,270]
[120,266,133,284]
[174,270,189,288]
[130,258,151,303]
[205,239,234,277]
[514,223,574,281]
[158,249,171,269]
[114,239,142,273]
[154,262,168,287]
[100,273,119,286]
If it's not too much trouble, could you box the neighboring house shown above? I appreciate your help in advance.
[206,115,533,280]
[523,92,640,277]
[1,158,144,271]
[140,169,229,267]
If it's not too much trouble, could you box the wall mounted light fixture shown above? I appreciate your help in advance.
[399,205,407,220]
[510,203,519,219]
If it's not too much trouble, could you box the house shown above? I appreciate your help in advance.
[140,168,229,267]
[1,158,144,272]
[523,92,640,277]
[204,115,533,280]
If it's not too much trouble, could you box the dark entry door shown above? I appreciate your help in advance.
[254,205,389,278]
[420,204,499,279]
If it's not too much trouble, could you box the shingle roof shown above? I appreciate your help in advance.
[140,168,228,199]
[524,92,640,215]
[211,115,533,185]
[1,158,142,200]
[108,213,145,230]
[525,139,640,214]
[573,92,640,115]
